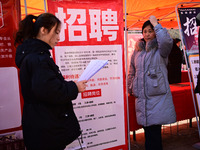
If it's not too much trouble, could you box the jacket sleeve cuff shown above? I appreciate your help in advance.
[66,81,79,100]
[154,24,162,32]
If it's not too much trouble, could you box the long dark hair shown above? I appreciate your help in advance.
[15,13,61,46]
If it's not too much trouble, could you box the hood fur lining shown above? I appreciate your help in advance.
[135,38,158,52]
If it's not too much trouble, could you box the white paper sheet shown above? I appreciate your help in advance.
[78,60,108,81]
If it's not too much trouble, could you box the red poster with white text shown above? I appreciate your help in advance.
[0,0,22,134]
[47,0,128,149]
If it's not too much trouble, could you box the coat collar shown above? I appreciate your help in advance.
[15,38,52,68]
[135,38,158,52]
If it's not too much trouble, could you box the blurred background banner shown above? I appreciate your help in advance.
[178,7,200,51]
[0,0,20,67]
[0,0,22,135]
[177,6,200,138]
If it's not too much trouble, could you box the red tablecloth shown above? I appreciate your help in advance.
[181,70,189,82]
[128,82,196,131]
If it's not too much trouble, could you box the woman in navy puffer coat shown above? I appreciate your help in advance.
[15,13,87,150]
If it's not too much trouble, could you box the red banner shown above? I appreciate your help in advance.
[0,0,20,67]
[47,0,128,149]
[0,0,22,134]
[48,0,124,46]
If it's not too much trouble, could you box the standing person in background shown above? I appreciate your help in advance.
[128,15,176,150]
[15,13,87,150]
[175,38,181,48]
[167,38,183,84]
[174,38,186,65]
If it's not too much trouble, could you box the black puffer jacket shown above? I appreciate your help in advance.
[15,39,81,150]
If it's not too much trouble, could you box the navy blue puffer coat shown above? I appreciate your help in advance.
[15,38,81,150]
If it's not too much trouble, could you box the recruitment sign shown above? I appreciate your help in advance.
[178,8,200,51]
[178,8,200,118]
[0,0,22,133]
[47,0,128,150]
[188,54,200,109]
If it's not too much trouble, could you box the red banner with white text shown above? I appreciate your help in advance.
[47,0,128,149]
[0,0,22,134]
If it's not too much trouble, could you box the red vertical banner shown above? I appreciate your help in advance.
[0,0,20,67]
[47,0,128,150]
[0,0,22,134]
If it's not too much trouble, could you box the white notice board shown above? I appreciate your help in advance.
[0,67,21,131]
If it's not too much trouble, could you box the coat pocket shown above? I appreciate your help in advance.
[132,77,139,97]
[146,68,167,96]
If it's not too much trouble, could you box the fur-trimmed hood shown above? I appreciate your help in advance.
[135,38,158,52]
[128,23,176,127]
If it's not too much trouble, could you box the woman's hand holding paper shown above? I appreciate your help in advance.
[75,80,87,93]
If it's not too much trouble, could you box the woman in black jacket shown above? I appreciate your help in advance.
[167,38,183,84]
[15,13,87,150]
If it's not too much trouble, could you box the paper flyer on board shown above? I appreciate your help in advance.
[78,60,108,81]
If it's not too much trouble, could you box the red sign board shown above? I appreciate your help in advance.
[47,0,128,149]
[0,0,22,134]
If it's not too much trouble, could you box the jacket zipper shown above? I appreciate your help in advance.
[143,51,148,126]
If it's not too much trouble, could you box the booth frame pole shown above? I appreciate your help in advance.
[24,0,27,16]
[44,0,47,13]
[124,0,131,149]
[175,2,200,138]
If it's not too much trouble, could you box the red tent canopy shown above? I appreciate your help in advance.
[124,0,200,29]
[20,0,200,29]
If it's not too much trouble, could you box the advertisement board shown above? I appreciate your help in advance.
[0,0,22,134]
[47,0,128,149]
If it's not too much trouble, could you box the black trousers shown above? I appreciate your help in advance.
[143,125,163,150]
